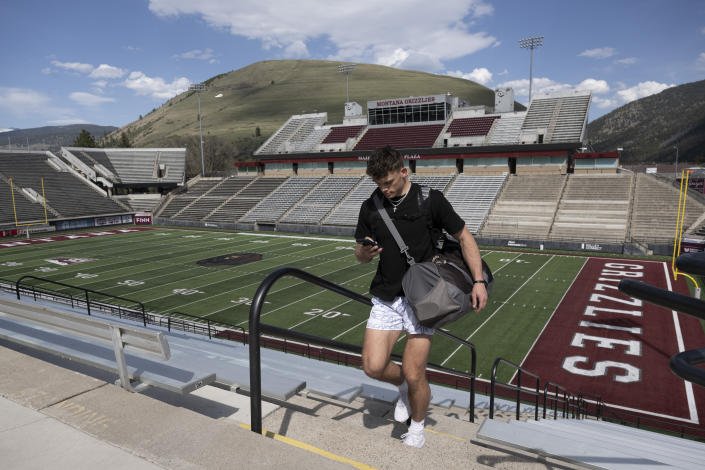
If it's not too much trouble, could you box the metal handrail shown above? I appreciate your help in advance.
[168,311,246,341]
[490,357,540,421]
[577,391,604,419]
[619,278,705,321]
[542,381,573,419]
[248,266,478,435]
[15,275,147,326]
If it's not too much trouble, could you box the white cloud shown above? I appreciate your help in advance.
[614,57,638,65]
[51,60,94,73]
[283,41,309,58]
[0,128,14,133]
[578,47,616,59]
[90,64,126,79]
[92,80,108,89]
[615,81,675,103]
[446,67,492,85]
[174,48,215,60]
[69,92,116,106]
[577,78,610,94]
[0,87,51,114]
[696,52,705,71]
[124,71,191,100]
[498,68,508,76]
[591,96,617,109]
[701,27,705,35]
[148,0,497,72]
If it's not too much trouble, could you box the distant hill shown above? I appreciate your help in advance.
[0,124,117,152]
[111,59,522,175]
[588,79,705,164]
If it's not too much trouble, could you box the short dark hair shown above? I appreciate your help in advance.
[366,146,403,180]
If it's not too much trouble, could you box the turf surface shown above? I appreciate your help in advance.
[0,227,588,382]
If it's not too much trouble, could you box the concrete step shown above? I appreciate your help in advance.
[259,391,585,470]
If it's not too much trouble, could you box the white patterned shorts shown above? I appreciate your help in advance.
[366,296,434,336]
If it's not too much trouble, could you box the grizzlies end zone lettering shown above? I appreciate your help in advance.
[562,263,644,383]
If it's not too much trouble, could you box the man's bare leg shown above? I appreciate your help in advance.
[402,334,432,421]
[362,328,403,385]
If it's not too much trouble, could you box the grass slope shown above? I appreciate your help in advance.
[118,60,505,147]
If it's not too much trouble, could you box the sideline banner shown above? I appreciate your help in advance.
[135,214,152,225]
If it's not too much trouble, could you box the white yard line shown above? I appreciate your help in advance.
[508,256,588,385]
[194,251,368,318]
[231,270,374,325]
[441,254,556,366]
[663,261,699,424]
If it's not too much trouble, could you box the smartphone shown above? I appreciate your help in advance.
[356,238,380,248]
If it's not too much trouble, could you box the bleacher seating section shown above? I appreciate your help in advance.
[488,112,526,145]
[447,116,499,137]
[205,177,287,223]
[321,125,366,144]
[157,178,222,218]
[280,176,361,224]
[353,124,444,151]
[549,174,632,242]
[521,92,590,143]
[323,177,377,226]
[410,175,454,192]
[114,194,162,213]
[0,151,127,222]
[240,177,323,223]
[480,174,565,239]
[63,148,185,185]
[444,175,506,233]
[630,174,705,242]
[256,114,327,155]
[0,178,47,225]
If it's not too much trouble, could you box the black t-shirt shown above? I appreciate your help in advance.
[355,182,465,301]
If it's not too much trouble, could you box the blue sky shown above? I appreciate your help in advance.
[1,0,704,132]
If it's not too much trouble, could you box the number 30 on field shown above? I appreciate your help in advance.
[304,308,350,319]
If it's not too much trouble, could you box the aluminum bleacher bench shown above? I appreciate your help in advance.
[0,297,214,394]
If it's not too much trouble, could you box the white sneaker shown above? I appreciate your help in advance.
[401,430,425,448]
[394,391,411,422]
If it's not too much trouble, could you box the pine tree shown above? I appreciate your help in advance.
[72,129,97,148]
[118,132,131,148]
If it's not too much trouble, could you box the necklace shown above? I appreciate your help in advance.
[387,190,409,213]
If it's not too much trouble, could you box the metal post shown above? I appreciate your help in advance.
[198,93,204,176]
[519,36,543,103]
[338,64,355,103]
[189,83,207,176]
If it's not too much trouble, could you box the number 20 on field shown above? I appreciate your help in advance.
[304,308,350,319]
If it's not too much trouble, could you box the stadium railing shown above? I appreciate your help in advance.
[15,275,147,326]
[489,357,541,421]
[168,310,246,341]
[247,266,478,435]
[542,381,583,419]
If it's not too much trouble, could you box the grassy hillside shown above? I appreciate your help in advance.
[588,79,705,163]
[114,60,510,173]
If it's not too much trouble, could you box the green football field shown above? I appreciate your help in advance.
[0,227,589,382]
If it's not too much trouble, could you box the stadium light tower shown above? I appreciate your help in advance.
[338,64,355,103]
[189,82,207,176]
[519,35,543,103]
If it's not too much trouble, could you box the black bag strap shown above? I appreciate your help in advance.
[373,194,416,266]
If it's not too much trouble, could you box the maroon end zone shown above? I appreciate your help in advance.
[520,257,705,426]
[0,227,154,249]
